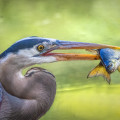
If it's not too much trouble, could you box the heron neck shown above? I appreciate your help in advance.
[0,54,56,119]
[0,58,31,99]
[0,55,56,100]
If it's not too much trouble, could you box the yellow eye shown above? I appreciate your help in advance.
[37,45,44,51]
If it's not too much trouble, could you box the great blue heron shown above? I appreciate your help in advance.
[0,36,120,120]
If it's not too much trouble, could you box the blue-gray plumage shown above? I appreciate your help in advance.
[0,36,120,120]
[0,37,56,58]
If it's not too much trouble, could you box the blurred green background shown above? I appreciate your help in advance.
[0,0,120,120]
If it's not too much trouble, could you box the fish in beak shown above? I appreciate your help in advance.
[44,40,120,83]
[88,48,120,84]
[44,40,120,61]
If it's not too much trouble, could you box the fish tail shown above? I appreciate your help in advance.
[87,62,111,84]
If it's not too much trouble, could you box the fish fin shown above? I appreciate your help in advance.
[118,66,120,72]
[87,62,111,84]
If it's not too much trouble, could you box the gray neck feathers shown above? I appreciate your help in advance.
[0,55,56,119]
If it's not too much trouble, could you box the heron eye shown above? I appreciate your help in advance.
[37,45,44,51]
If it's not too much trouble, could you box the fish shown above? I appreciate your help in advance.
[87,48,120,84]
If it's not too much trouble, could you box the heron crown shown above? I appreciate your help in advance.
[0,36,56,58]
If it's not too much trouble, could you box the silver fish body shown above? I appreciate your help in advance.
[88,48,120,83]
[99,48,120,73]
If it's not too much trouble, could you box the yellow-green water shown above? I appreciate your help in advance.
[0,0,120,120]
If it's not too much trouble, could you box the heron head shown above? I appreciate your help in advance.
[0,36,57,58]
[0,36,120,66]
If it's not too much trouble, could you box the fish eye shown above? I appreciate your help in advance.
[37,45,44,51]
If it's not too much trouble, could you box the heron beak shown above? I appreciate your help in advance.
[56,40,120,50]
[43,40,120,61]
